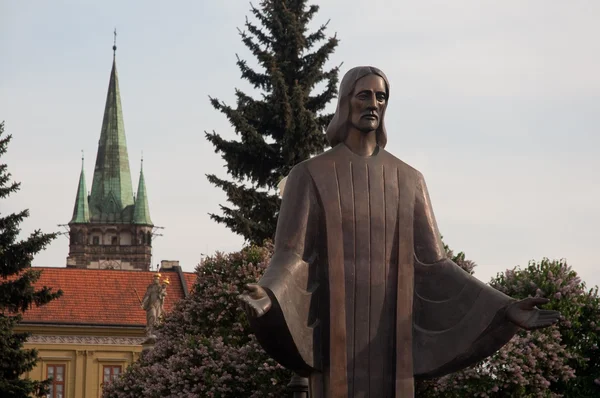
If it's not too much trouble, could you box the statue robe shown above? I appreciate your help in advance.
[250,143,519,398]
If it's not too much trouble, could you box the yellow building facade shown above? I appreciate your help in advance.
[21,325,144,398]
[19,266,195,398]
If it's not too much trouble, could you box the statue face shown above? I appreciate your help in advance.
[349,74,387,134]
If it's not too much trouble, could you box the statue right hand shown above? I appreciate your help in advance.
[238,284,272,318]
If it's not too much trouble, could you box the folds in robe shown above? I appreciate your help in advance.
[250,143,519,397]
[411,166,519,378]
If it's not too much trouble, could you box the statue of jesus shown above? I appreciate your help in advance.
[239,66,560,398]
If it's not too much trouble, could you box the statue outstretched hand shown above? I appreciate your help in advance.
[238,284,272,318]
[506,297,560,330]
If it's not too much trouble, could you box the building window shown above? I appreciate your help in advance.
[93,236,100,245]
[111,236,118,245]
[102,365,122,387]
[46,364,65,398]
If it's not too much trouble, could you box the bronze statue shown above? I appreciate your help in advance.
[239,66,560,397]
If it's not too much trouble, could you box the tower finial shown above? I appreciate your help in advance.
[81,150,85,168]
[140,150,144,171]
[113,28,117,57]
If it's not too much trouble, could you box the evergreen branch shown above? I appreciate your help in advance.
[302,36,339,79]
[305,19,329,47]
[206,174,280,244]
[0,230,57,278]
[245,16,272,48]
[208,97,263,142]
[306,67,340,112]
[235,55,271,91]
[205,131,277,187]
[249,2,272,33]
[239,26,275,69]
[0,133,21,200]
[0,180,19,199]
[298,4,319,27]
[0,269,62,313]
[0,210,29,246]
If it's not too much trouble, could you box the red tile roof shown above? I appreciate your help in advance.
[19,267,197,327]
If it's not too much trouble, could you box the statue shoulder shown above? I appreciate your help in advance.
[298,145,348,173]
[378,148,422,180]
[287,147,340,179]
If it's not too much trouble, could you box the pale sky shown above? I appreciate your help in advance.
[1,0,599,288]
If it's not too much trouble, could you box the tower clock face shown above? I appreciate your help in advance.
[99,260,120,270]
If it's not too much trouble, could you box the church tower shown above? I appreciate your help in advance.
[66,39,154,271]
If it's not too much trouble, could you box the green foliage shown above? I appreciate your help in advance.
[102,243,292,397]
[206,0,339,245]
[0,122,63,398]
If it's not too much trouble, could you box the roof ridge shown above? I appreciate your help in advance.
[32,266,196,275]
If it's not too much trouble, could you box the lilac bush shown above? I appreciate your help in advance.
[491,258,600,396]
[442,238,476,275]
[418,258,600,397]
[102,244,292,398]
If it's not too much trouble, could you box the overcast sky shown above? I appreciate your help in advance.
[1,0,599,288]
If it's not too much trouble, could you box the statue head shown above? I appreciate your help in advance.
[326,66,390,148]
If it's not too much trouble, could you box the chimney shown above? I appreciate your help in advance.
[159,260,179,271]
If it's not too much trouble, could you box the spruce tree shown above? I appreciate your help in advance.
[206,0,339,245]
[0,121,63,397]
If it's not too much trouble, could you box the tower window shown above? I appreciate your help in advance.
[111,236,118,245]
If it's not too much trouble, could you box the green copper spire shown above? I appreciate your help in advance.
[133,158,153,225]
[70,154,90,224]
[89,44,135,222]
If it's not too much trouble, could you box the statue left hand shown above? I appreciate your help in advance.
[506,297,560,330]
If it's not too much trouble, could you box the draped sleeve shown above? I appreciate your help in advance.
[249,162,322,376]
[411,171,519,378]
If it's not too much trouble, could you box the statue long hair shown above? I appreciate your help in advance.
[325,66,390,148]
